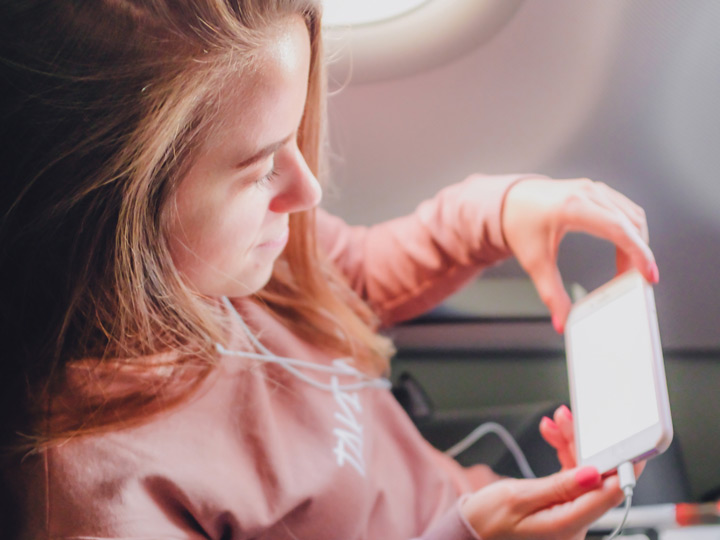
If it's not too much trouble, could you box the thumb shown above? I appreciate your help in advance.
[518,467,602,514]
[528,261,572,334]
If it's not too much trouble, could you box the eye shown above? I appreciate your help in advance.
[255,163,278,189]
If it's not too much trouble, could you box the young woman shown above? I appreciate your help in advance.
[0,1,654,538]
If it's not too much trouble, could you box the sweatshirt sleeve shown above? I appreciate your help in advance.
[411,497,481,540]
[317,173,546,326]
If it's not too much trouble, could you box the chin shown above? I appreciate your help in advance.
[227,267,275,298]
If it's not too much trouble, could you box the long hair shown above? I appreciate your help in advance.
[0,0,393,456]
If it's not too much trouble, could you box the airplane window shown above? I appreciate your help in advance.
[323,0,524,84]
[323,0,430,27]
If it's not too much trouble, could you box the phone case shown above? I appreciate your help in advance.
[565,270,673,473]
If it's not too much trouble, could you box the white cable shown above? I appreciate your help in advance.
[216,343,391,391]
[604,461,637,540]
[217,297,391,392]
[216,343,356,376]
[604,494,633,540]
[221,296,276,356]
[444,421,536,479]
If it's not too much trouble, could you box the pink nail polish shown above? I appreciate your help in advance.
[650,263,660,284]
[575,467,601,489]
[559,404,572,419]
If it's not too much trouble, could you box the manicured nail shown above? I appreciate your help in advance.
[559,404,572,419]
[552,315,564,334]
[575,466,601,489]
[649,263,660,284]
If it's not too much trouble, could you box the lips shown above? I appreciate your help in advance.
[257,229,289,249]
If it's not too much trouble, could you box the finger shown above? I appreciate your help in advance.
[616,244,659,283]
[553,405,575,446]
[539,416,564,448]
[596,182,649,244]
[591,185,656,281]
[563,201,657,284]
[616,245,633,276]
[539,417,575,470]
[518,474,626,537]
[514,466,604,515]
[552,406,577,467]
[527,260,572,333]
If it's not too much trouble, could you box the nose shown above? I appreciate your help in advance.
[268,144,322,214]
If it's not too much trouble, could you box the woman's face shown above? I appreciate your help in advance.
[167,17,321,298]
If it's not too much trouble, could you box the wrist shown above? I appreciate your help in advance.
[499,175,549,251]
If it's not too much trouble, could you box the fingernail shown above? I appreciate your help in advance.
[552,315,564,334]
[559,404,572,419]
[575,466,601,489]
[649,263,660,284]
[540,416,554,429]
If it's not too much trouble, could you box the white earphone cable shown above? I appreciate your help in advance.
[217,297,391,392]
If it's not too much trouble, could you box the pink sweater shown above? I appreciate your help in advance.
[10,174,535,540]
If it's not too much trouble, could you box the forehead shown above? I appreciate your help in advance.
[206,16,311,141]
[255,16,312,86]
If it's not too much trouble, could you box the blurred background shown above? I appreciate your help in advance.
[322,0,720,505]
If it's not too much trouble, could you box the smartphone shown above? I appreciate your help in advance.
[565,269,673,474]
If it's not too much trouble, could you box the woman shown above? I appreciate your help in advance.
[0,1,653,538]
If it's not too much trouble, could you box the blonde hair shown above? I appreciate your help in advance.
[0,0,393,454]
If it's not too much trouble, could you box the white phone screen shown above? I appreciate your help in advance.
[568,284,659,460]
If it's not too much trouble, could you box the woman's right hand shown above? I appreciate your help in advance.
[501,177,657,333]
[460,465,625,540]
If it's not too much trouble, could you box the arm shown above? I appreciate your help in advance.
[317,174,539,326]
[319,175,658,330]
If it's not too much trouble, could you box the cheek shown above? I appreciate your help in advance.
[167,193,265,286]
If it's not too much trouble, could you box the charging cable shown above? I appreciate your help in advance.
[445,421,536,479]
[605,461,636,539]
[446,424,638,540]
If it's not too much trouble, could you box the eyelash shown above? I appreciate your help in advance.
[256,166,278,189]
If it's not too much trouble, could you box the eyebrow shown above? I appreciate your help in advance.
[235,132,294,170]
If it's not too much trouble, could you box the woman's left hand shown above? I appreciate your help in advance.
[539,405,578,471]
[501,177,659,333]
[538,406,596,540]
[539,405,646,540]
[539,404,646,477]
